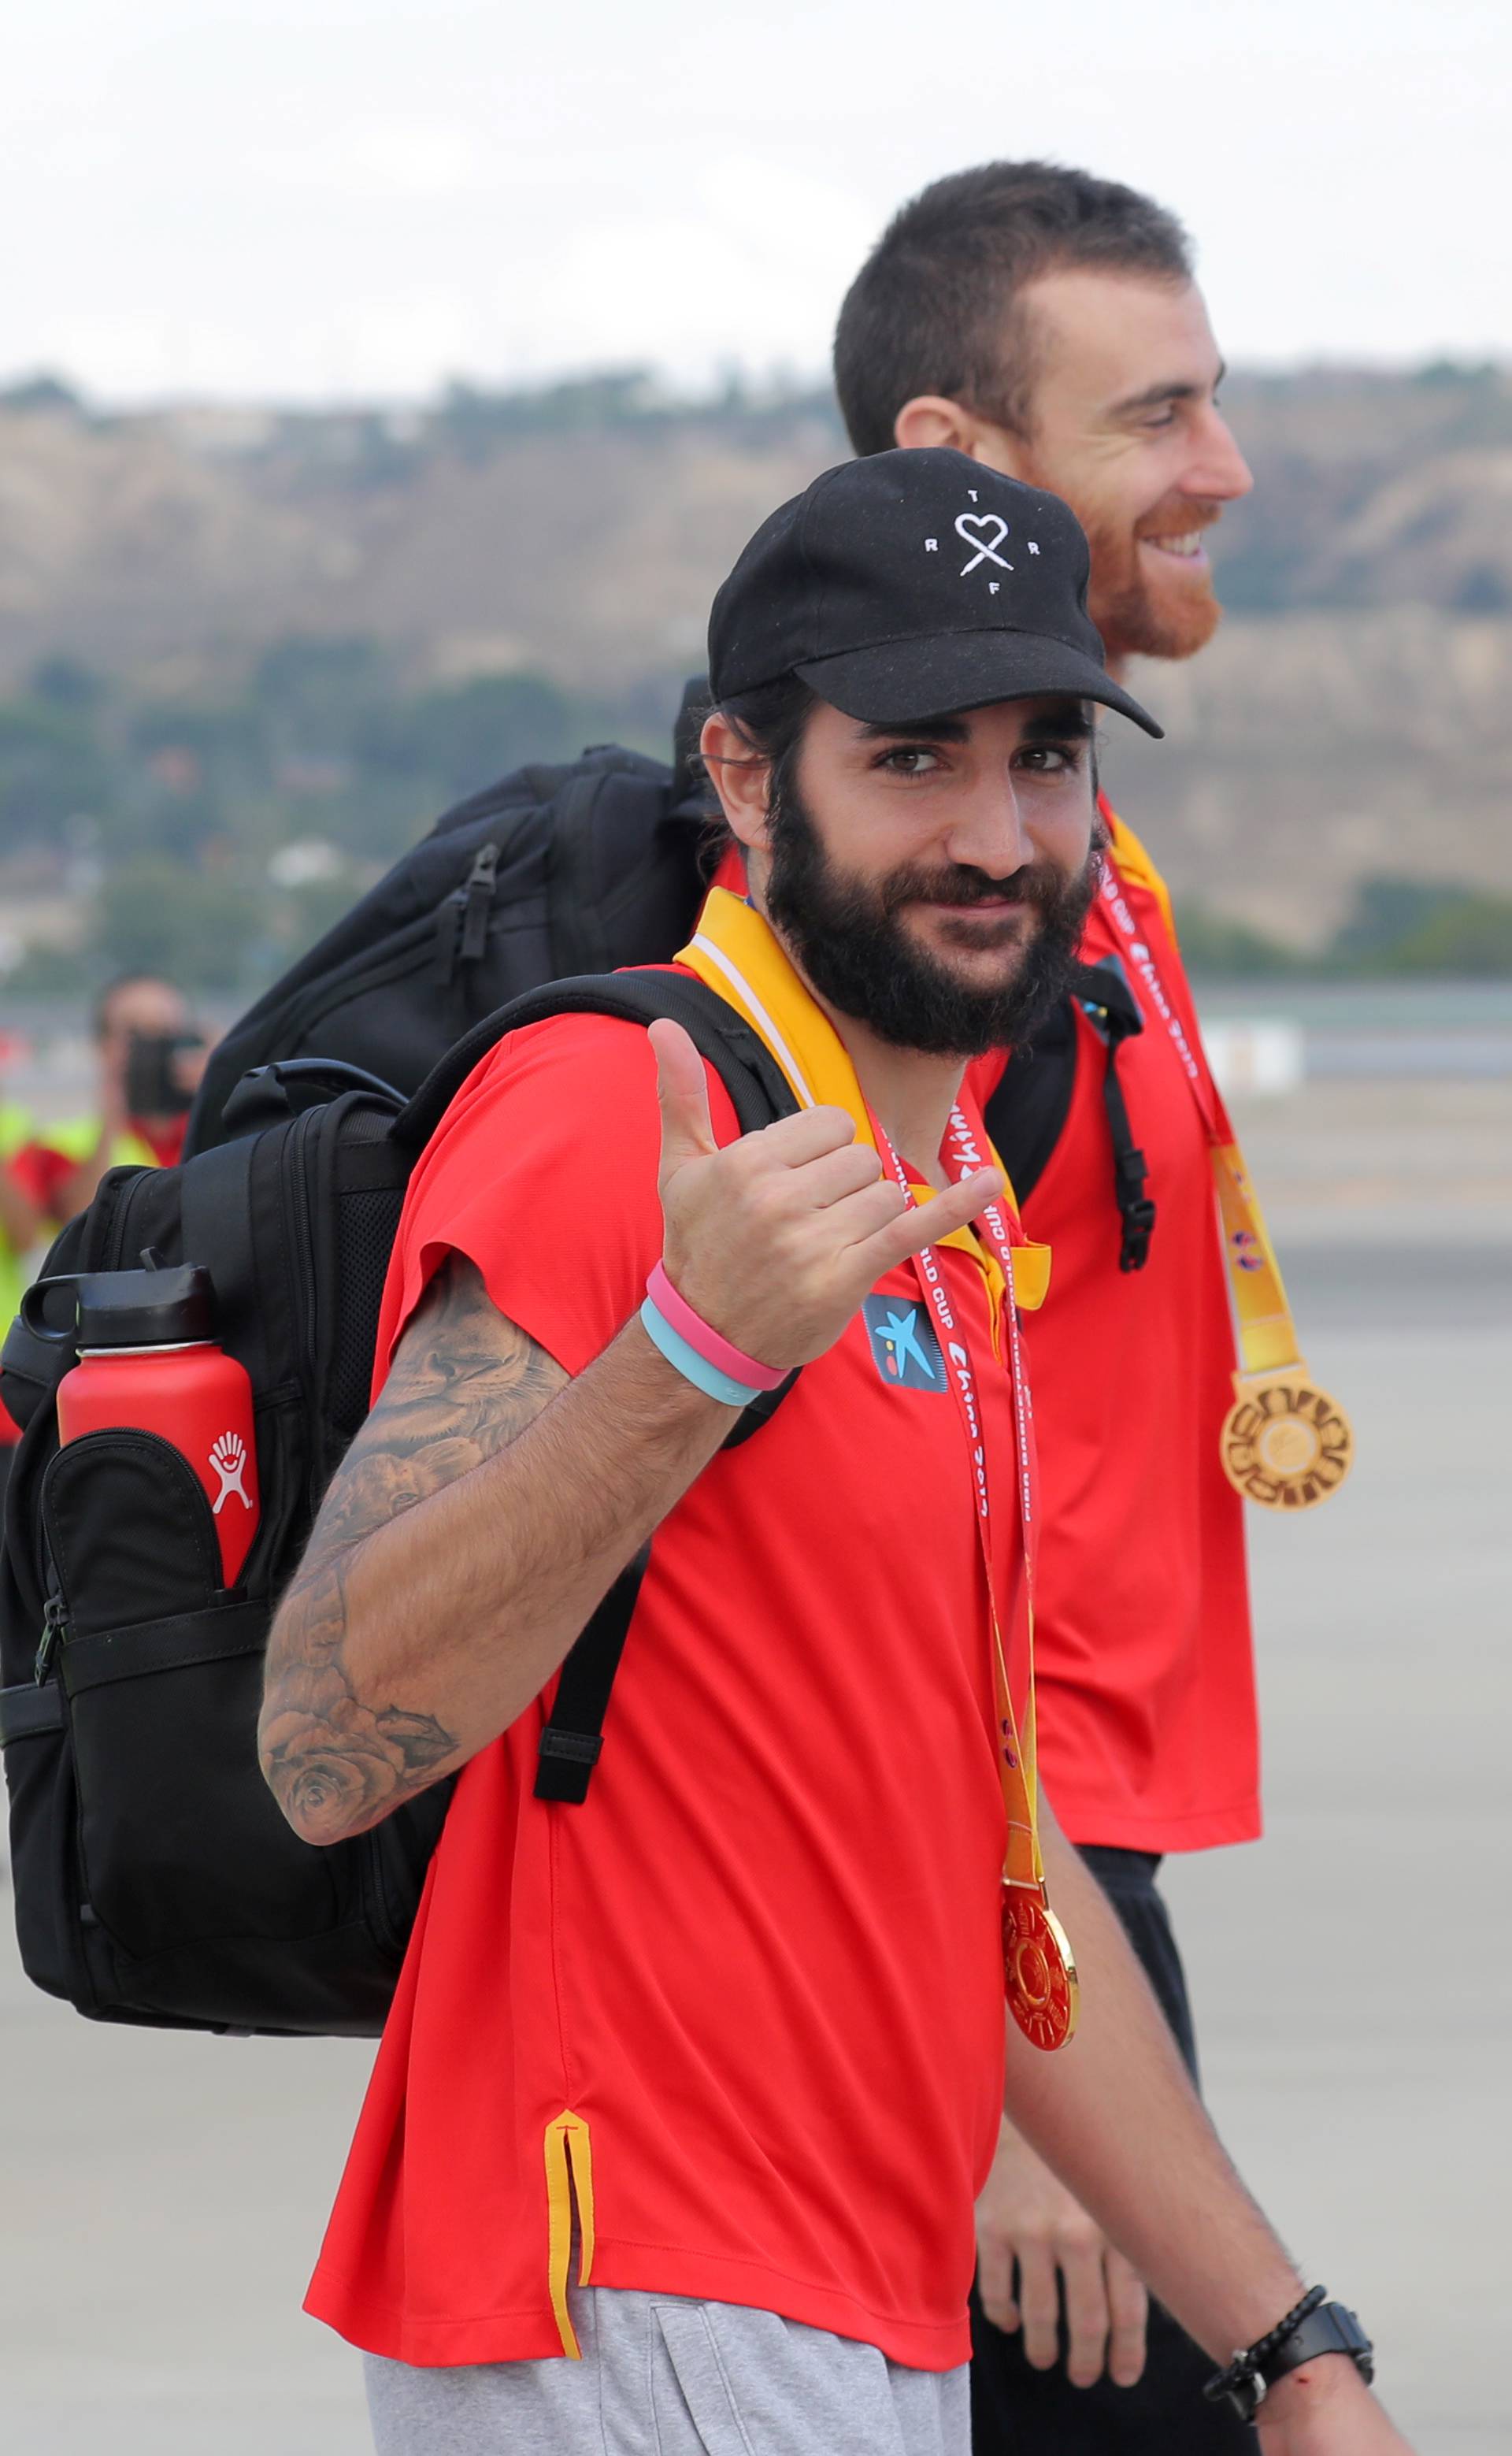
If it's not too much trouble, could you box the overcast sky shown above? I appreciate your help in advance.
[2,0,1506,406]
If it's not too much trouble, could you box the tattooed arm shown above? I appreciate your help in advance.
[258,1252,732,1846]
[260,1007,1004,1850]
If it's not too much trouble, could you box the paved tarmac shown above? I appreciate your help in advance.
[1,1237,1508,2453]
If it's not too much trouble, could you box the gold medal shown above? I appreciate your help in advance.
[1220,1368,1354,1512]
[1002,1883,1079,2051]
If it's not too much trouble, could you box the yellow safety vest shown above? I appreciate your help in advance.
[37,1117,161,1173]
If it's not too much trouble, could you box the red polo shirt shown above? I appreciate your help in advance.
[306,999,1025,2370]
[971,819,1258,1853]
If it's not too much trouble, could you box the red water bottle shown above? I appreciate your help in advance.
[39,1264,260,1586]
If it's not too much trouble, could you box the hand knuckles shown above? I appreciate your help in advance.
[744,1171,796,1226]
[725,1138,769,1187]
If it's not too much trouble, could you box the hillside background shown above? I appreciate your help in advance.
[3,359,1512,991]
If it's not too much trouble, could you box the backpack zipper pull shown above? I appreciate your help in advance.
[35,1595,69,1684]
[458,842,500,965]
[432,842,501,986]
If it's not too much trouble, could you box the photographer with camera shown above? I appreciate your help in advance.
[11,975,211,1226]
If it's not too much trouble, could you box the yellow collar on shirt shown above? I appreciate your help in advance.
[676,888,1047,1315]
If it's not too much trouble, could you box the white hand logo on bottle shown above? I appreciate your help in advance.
[209,1431,251,1515]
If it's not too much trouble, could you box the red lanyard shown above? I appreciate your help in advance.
[1095,854,1236,1151]
[870,1096,1043,1890]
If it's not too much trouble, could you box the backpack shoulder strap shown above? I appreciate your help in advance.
[394,966,799,1152]
[984,957,1155,1267]
[1069,959,1156,1274]
[983,1004,1077,1209]
[392,969,804,1809]
[533,1545,650,1805]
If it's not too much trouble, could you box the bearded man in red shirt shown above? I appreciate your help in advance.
[261,451,1401,2456]
[836,163,1287,2453]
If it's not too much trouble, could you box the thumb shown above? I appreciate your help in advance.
[650,1017,717,1177]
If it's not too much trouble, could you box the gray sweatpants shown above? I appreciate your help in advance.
[364,2283,969,2454]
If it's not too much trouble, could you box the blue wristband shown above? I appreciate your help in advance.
[639,1297,762,1408]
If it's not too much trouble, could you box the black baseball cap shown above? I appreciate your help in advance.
[708,447,1162,738]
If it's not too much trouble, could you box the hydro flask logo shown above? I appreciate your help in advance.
[209,1432,251,1514]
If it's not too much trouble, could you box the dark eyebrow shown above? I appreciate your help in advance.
[1108,359,1227,418]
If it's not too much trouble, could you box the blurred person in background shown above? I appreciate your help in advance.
[0,1034,44,1491]
[836,163,1264,2455]
[9,974,209,1229]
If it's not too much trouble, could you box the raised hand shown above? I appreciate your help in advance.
[649,1016,1002,1374]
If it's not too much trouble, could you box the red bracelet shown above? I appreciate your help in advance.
[645,1262,788,1393]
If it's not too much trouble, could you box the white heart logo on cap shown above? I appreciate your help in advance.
[954,512,1012,576]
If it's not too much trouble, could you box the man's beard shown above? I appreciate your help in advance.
[1078,491,1225,665]
[764,786,1101,1061]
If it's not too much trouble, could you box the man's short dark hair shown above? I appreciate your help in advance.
[698,673,818,874]
[834,161,1193,456]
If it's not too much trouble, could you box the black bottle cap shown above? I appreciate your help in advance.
[74,1264,215,1350]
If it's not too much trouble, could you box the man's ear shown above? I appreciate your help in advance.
[893,394,1032,481]
[699,712,773,858]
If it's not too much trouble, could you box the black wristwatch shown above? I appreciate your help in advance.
[1203,2287,1375,2423]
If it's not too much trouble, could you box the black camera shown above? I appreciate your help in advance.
[124,1030,206,1119]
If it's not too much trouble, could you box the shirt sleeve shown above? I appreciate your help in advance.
[373,1009,743,1393]
[6,1141,72,1216]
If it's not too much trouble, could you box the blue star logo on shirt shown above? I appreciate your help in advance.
[862,1295,947,1393]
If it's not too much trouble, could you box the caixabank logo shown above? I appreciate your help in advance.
[862,1294,948,1393]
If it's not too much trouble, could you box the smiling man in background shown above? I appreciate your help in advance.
[836,163,1270,2454]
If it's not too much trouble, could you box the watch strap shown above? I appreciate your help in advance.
[1204,2291,1374,2421]
[1266,2301,1375,2391]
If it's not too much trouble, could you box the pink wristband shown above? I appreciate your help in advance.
[646,1262,788,1393]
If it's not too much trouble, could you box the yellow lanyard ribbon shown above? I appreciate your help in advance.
[1099,816,1353,1507]
[676,889,1048,1888]
[1099,819,1303,1375]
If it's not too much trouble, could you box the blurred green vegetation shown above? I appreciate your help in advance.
[4,621,1511,996]
[0,640,649,996]
[1180,874,1512,979]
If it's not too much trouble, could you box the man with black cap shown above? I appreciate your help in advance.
[263,452,1406,2456]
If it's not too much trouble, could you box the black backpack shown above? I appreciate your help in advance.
[985,958,1157,1273]
[0,973,798,2039]
[188,688,713,1156]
